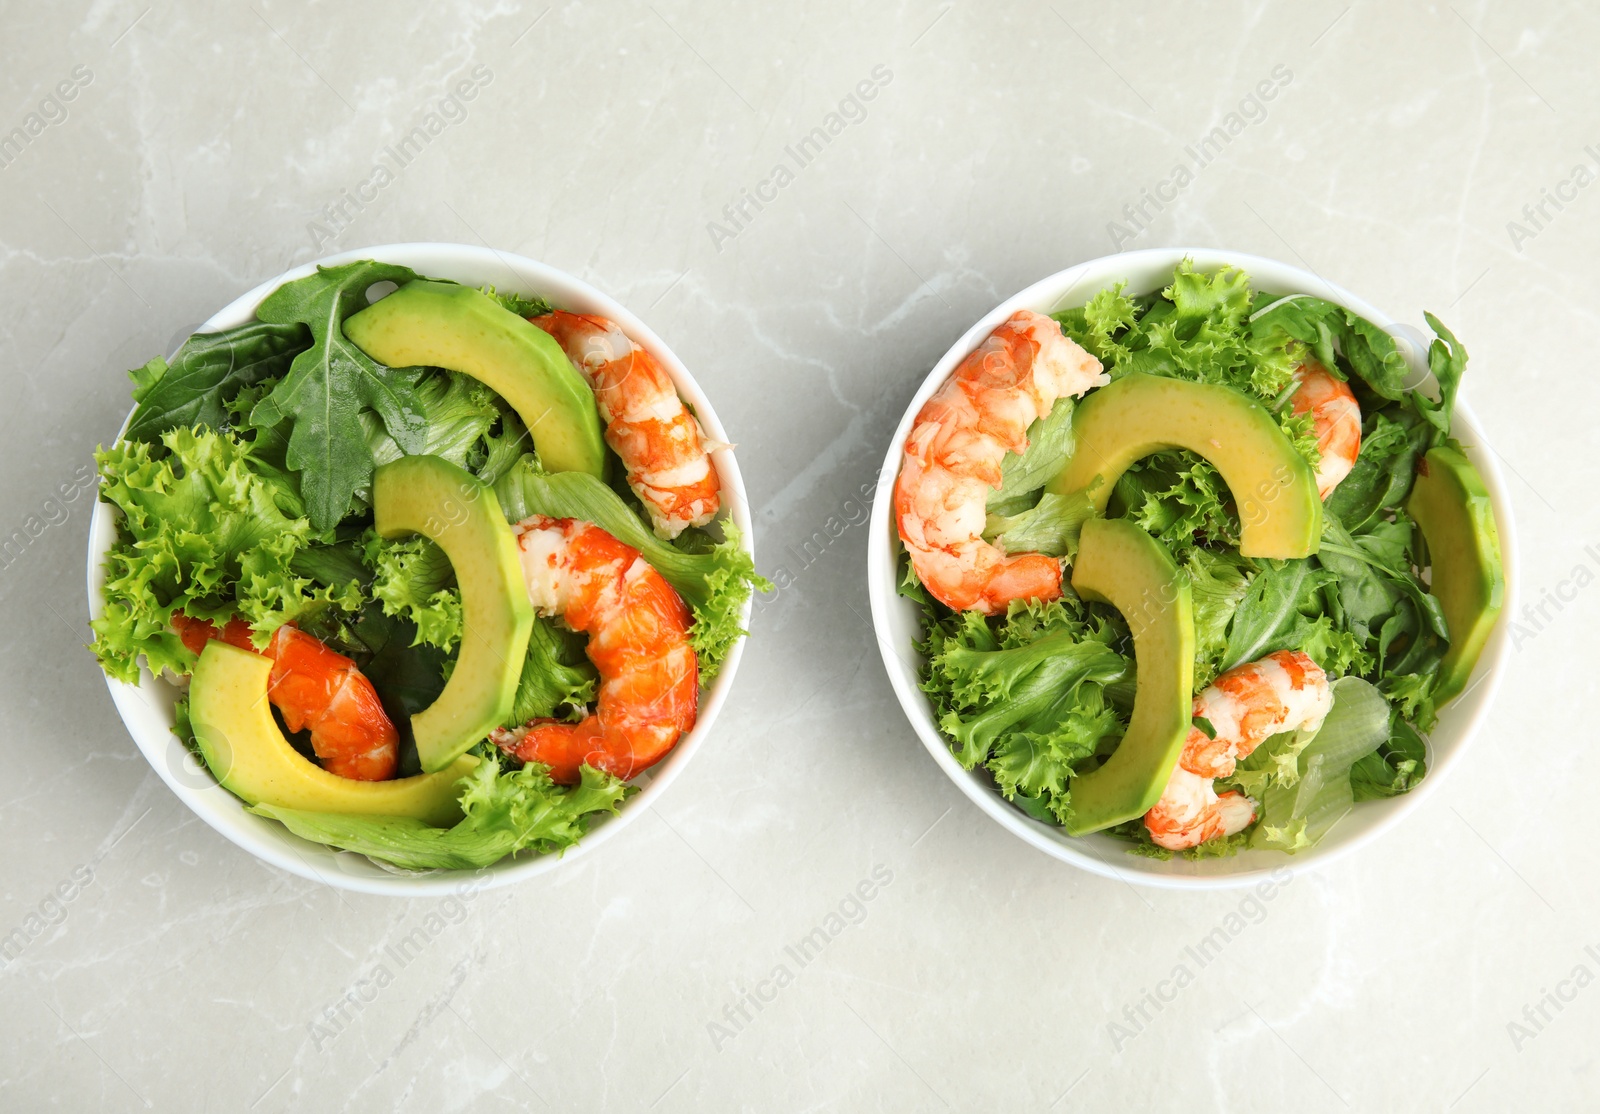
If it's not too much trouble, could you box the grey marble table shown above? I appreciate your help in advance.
[2,1,1595,1110]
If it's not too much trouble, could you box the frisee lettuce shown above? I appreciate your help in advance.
[91,426,362,682]
[363,531,462,653]
[250,756,629,871]
[905,261,1477,852]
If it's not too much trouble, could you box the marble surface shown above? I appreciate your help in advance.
[1,1,1596,1109]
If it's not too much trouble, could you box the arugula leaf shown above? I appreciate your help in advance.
[1221,558,1328,670]
[249,261,430,530]
[251,757,628,871]
[1249,294,1410,400]
[1324,409,1429,534]
[1412,311,1468,446]
[123,322,311,443]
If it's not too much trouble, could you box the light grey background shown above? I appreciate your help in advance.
[1,1,1595,1110]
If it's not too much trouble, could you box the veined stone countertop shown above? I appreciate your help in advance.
[1,2,1594,1110]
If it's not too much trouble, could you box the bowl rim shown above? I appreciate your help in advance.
[865,246,1517,890]
[85,242,755,896]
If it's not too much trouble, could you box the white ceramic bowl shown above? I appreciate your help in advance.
[87,243,755,896]
[867,247,1516,889]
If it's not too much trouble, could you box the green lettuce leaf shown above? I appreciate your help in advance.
[90,427,362,682]
[506,617,597,726]
[362,369,501,485]
[987,398,1076,512]
[363,531,462,653]
[250,757,628,871]
[983,490,1094,559]
[248,261,430,530]
[1248,677,1389,852]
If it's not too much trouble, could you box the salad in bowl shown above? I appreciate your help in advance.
[872,251,1508,879]
[87,245,764,890]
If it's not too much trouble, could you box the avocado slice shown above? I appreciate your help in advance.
[189,642,476,826]
[345,280,606,477]
[1047,373,1323,559]
[373,455,535,772]
[1064,518,1195,836]
[1406,446,1505,705]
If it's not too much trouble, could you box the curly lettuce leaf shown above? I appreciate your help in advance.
[1114,452,1240,557]
[362,369,501,484]
[251,756,628,871]
[363,531,462,653]
[1182,547,1253,688]
[494,461,769,677]
[91,427,361,682]
[481,285,553,319]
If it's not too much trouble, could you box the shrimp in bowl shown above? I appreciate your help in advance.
[881,257,1500,871]
[894,310,1106,614]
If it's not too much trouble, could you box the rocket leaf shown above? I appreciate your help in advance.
[248,261,430,530]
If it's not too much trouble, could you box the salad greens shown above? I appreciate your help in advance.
[907,260,1475,857]
[252,757,628,871]
[249,260,434,531]
[92,261,759,872]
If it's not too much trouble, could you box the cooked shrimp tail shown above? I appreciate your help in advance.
[531,311,720,539]
[1290,361,1361,499]
[491,515,698,784]
[894,309,1106,614]
[1144,650,1332,850]
[172,615,399,781]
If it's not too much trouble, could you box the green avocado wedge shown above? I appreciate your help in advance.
[189,642,477,826]
[345,280,606,477]
[1047,373,1322,559]
[1063,518,1195,836]
[1406,446,1504,706]
[373,455,534,772]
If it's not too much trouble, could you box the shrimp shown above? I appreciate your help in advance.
[1144,650,1332,851]
[172,615,399,781]
[894,310,1107,614]
[1290,361,1361,499]
[490,515,698,784]
[531,311,721,540]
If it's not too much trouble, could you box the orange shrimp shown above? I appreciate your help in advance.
[490,515,698,784]
[1290,361,1361,499]
[894,310,1106,614]
[172,615,399,781]
[1144,650,1332,851]
[531,311,721,539]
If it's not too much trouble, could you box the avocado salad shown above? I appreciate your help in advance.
[900,261,1504,858]
[90,259,766,872]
